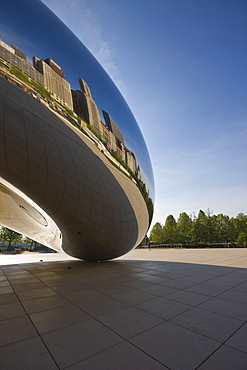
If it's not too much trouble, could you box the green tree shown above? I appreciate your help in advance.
[23,236,39,250]
[208,215,218,242]
[149,222,163,244]
[0,227,22,250]
[163,215,177,243]
[192,210,209,243]
[149,211,247,246]
[236,232,247,247]
[234,213,247,237]
[177,212,193,243]
[215,214,231,242]
[205,209,216,243]
[229,217,238,241]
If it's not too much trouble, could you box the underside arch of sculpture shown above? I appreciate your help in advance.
[0,0,154,261]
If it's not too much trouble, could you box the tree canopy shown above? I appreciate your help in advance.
[149,211,247,245]
[0,227,22,249]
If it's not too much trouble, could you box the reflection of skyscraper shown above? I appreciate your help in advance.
[1,0,154,263]
[78,78,92,97]
[72,78,102,136]
[11,44,26,60]
[0,39,15,55]
[136,165,142,180]
[102,110,124,146]
[0,40,44,85]
[102,123,115,150]
[125,149,137,174]
[33,57,73,110]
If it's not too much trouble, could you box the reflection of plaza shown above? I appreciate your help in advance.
[0,0,154,261]
[0,38,152,212]
[0,76,149,260]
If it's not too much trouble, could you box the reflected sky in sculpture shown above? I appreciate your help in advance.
[0,0,154,199]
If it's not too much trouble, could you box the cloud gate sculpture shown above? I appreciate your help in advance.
[0,0,154,261]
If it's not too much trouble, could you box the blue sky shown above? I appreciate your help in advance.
[42,0,247,228]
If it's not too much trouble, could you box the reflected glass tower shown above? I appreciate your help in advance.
[0,0,154,261]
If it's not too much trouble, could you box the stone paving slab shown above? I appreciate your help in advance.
[0,249,247,369]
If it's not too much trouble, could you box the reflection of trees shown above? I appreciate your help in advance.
[0,227,22,250]
[110,150,153,222]
[0,40,154,220]
[85,122,102,141]
[0,64,80,129]
[0,65,50,99]
[8,65,51,99]
[139,182,154,224]
[72,78,154,220]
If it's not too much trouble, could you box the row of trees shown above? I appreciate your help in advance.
[149,210,247,246]
[0,227,44,251]
[0,227,22,248]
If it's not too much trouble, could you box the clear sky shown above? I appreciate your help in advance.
[41,0,247,229]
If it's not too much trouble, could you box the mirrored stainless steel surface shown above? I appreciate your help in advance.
[0,0,154,260]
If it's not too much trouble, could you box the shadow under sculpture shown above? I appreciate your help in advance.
[0,0,154,261]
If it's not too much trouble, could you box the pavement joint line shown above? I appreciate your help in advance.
[194,320,247,370]
[1,265,60,370]
[27,263,247,363]
[25,266,175,369]
[1,250,247,369]
[12,263,186,368]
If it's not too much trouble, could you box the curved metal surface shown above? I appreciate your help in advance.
[0,0,154,260]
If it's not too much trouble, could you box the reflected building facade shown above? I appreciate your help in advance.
[0,0,154,261]
[103,110,124,145]
[72,78,103,137]
[33,57,73,110]
[0,39,44,85]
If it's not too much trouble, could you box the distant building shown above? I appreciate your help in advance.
[78,77,92,97]
[101,114,139,176]
[0,40,15,54]
[72,78,103,137]
[33,57,73,110]
[0,40,15,66]
[43,58,64,78]
[11,44,26,60]
[125,149,137,174]
[136,165,142,180]
[101,122,118,152]
[0,40,44,85]
[102,110,124,145]
[102,109,126,162]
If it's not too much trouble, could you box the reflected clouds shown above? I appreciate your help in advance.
[0,0,154,260]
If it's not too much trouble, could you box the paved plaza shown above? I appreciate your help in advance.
[0,248,247,369]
